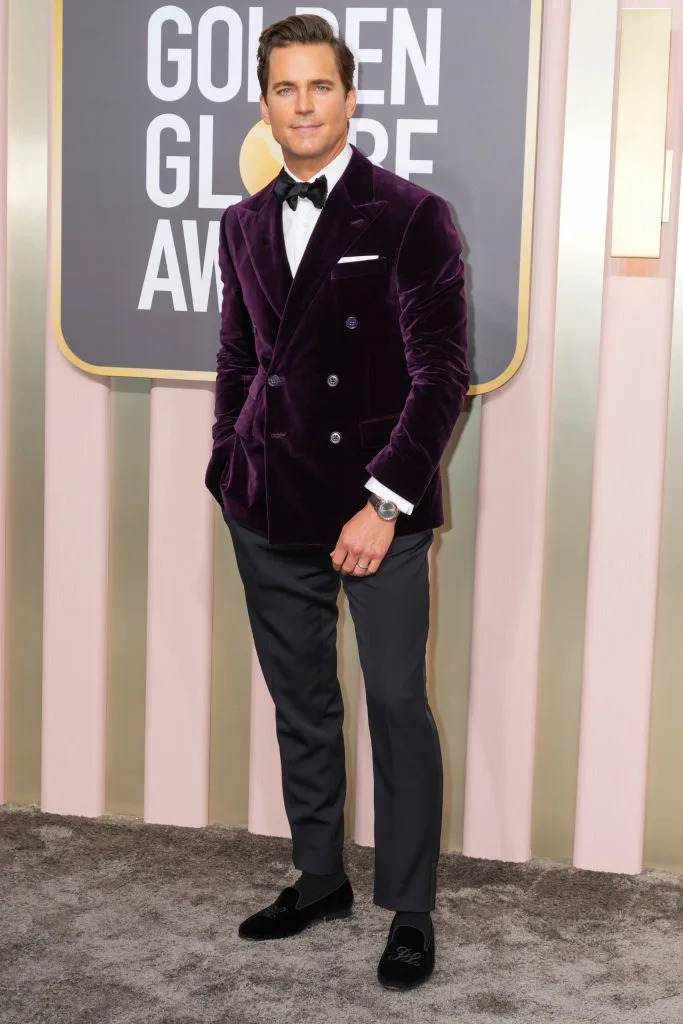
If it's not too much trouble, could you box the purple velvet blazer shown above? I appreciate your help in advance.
[205,143,469,545]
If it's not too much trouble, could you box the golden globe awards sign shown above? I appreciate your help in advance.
[52,1,541,390]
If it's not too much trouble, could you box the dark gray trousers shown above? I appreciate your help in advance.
[226,518,443,911]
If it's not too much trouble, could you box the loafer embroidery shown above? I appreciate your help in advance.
[387,944,423,965]
[261,904,289,918]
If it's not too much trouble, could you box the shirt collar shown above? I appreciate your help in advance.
[283,140,352,195]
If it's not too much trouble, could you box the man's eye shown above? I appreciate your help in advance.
[277,86,330,95]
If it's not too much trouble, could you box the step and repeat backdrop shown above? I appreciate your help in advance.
[55,0,539,388]
[5,0,682,877]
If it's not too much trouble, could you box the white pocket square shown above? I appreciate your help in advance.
[337,254,380,263]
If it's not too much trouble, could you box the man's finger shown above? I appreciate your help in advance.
[350,551,384,576]
[329,543,347,571]
[340,549,361,574]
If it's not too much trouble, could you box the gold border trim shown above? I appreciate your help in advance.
[51,0,542,388]
[469,0,543,395]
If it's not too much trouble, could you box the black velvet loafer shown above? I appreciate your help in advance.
[377,917,435,990]
[238,878,354,941]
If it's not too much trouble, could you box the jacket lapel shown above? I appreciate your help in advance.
[236,192,292,321]
[236,144,388,364]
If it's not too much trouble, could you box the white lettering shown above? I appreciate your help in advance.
[183,220,221,312]
[148,5,192,102]
[146,114,191,208]
[395,119,438,178]
[391,8,441,106]
[248,7,265,101]
[348,117,389,165]
[139,220,188,311]
[197,6,242,103]
[198,115,241,208]
[346,8,387,105]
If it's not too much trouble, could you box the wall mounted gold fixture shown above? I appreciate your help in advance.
[611,9,671,258]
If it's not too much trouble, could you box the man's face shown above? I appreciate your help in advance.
[260,42,356,167]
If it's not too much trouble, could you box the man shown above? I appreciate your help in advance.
[205,13,469,991]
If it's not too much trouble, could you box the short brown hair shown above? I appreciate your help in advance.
[257,14,356,97]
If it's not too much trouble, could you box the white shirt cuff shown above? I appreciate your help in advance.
[365,477,414,515]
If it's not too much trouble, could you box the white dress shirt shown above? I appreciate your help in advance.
[281,141,414,516]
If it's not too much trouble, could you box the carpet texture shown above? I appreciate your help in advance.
[0,806,681,1023]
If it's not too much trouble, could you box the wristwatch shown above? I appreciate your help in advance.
[368,492,400,522]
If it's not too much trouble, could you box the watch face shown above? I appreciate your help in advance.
[379,500,398,520]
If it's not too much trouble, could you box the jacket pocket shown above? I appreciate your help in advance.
[234,370,266,439]
[234,395,255,439]
[359,411,401,449]
[331,256,388,280]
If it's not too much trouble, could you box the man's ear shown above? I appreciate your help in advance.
[259,94,270,125]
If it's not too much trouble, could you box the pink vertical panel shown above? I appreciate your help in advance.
[464,1,569,860]
[247,650,289,836]
[42,1,110,813]
[0,0,8,803]
[144,383,215,827]
[574,276,673,873]
[41,340,111,814]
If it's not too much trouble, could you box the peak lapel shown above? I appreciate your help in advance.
[271,146,387,364]
[236,191,292,321]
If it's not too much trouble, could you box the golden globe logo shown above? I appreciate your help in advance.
[239,121,285,196]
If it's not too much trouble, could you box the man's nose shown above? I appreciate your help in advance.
[294,90,315,112]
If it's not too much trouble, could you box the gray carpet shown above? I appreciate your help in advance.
[0,806,681,1023]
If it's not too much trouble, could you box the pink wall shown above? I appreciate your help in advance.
[0,0,7,803]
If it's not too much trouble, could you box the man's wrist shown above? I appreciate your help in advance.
[367,492,400,522]
[364,477,414,515]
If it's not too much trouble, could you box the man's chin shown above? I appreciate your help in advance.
[286,133,327,154]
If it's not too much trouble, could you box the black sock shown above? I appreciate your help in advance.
[293,868,347,909]
[392,910,432,943]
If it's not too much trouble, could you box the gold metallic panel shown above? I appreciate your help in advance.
[611,9,671,259]
[431,398,481,852]
[643,163,683,875]
[532,0,619,863]
[105,381,151,815]
[338,595,361,838]
[3,0,49,804]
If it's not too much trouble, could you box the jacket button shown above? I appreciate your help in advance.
[329,431,342,444]
[326,374,339,387]
[345,316,358,330]
[267,374,282,387]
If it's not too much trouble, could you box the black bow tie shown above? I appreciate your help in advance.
[273,167,328,210]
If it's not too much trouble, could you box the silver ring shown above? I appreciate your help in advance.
[357,562,369,570]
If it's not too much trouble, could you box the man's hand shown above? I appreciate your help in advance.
[330,501,396,576]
